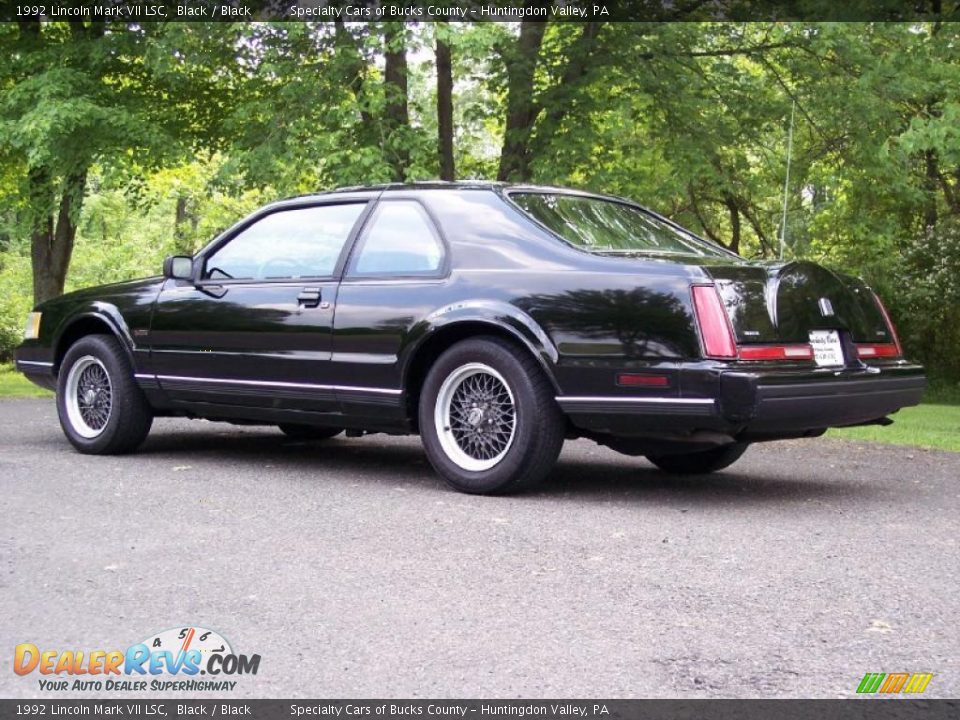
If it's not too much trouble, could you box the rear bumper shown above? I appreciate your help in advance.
[725,366,926,435]
[558,361,926,440]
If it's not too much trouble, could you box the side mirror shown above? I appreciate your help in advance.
[163,255,194,281]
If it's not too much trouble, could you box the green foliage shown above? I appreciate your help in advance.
[0,252,32,359]
[0,157,272,360]
[0,21,959,381]
[893,220,960,381]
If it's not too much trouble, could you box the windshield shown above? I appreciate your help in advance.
[510,192,729,258]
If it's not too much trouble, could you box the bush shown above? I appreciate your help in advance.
[894,219,960,382]
[0,251,32,362]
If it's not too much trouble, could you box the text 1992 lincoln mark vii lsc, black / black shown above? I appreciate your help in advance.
[14,183,926,494]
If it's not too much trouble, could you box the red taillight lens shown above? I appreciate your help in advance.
[871,292,903,357]
[739,344,814,361]
[856,343,900,359]
[691,285,737,359]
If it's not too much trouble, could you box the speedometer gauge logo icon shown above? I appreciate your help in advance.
[140,626,233,669]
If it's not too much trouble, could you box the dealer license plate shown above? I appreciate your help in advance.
[809,330,845,367]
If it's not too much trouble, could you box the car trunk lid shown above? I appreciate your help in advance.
[702,260,896,356]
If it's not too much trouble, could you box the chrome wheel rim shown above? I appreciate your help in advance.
[435,362,516,472]
[65,356,112,439]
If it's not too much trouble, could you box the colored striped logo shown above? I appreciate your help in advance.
[857,672,933,694]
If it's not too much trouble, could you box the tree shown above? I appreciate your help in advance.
[497,19,548,181]
[383,23,411,182]
[435,22,455,181]
[0,20,236,304]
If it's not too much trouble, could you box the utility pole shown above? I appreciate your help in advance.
[779,100,796,260]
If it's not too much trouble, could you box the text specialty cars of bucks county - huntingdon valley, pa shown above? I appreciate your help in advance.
[14,183,926,494]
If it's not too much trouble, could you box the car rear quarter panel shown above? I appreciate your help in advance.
[398,189,709,399]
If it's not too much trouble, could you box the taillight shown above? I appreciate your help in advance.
[856,343,899,359]
[739,344,814,361]
[691,285,737,359]
[870,292,903,357]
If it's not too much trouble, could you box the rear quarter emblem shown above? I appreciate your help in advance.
[818,298,835,317]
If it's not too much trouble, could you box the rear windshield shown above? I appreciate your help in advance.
[510,192,728,258]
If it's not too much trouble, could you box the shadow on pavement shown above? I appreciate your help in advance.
[128,424,875,506]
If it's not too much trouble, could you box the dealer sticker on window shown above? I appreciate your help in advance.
[809,329,845,367]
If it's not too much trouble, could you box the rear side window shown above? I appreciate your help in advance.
[349,201,444,277]
[511,192,728,257]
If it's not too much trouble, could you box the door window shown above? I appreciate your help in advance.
[349,201,444,277]
[203,203,365,281]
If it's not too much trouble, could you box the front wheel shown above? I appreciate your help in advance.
[57,334,153,454]
[646,443,749,475]
[419,337,564,494]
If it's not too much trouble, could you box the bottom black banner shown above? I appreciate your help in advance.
[1,700,958,720]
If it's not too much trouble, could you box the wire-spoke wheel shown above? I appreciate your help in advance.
[435,363,516,472]
[64,356,113,438]
[420,336,565,495]
[57,334,153,455]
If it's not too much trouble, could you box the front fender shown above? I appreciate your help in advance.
[52,304,137,368]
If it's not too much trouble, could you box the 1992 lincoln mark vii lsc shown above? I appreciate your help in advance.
[14,183,926,494]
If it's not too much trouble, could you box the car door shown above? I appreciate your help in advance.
[329,198,449,422]
[148,200,370,412]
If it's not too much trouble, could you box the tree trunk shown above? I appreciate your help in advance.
[31,170,87,305]
[19,18,91,306]
[436,23,455,182]
[724,194,742,255]
[497,19,548,182]
[924,149,939,229]
[383,23,410,182]
[174,195,199,254]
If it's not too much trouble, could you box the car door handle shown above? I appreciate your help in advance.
[199,284,227,299]
[298,287,322,308]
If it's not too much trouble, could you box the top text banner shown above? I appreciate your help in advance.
[3,0,959,22]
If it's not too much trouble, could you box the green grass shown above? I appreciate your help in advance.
[0,363,53,398]
[829,402,960,453]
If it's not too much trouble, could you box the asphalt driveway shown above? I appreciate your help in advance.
[1,398,957,698]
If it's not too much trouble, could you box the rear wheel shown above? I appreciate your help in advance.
[419,337,564,494]
[646,443,749,475]
[278,424,342,440]
[57,334,153,454]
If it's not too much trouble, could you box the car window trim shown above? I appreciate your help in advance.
[341,198,450,282]
[193,199,375,287]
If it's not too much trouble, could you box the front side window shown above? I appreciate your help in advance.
[511,192,729,258]
[349,201,444,277]
[204,203,365,281]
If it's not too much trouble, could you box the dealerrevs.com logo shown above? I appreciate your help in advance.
[13,627,261,692]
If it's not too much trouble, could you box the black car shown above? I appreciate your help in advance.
[14,183,925,494]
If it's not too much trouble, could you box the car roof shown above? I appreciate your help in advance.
[279,181,614,202]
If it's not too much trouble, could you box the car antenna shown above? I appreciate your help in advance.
[778,100,796,261]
